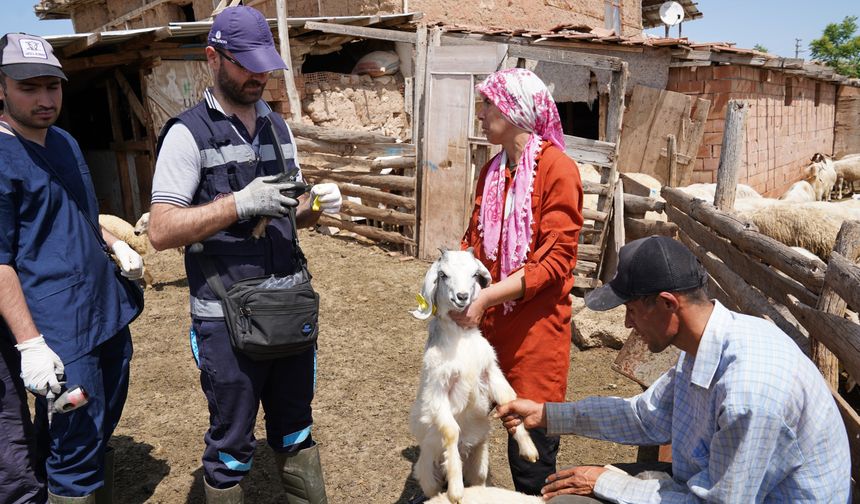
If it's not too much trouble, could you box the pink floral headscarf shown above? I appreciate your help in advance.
[476,68,564,311]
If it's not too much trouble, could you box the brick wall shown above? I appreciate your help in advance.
[667,65,837,197]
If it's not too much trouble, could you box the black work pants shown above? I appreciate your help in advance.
[507,427,560,495]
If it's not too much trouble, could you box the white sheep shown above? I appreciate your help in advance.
[833,155,860,199]
[678,182,763,202]
[803,153,837,201]
[778,180,817,202]
[133,212,184,256]
[410,249,538,504]
[424,485,543,503]
[739,201,860,260]
[99,214,153,286]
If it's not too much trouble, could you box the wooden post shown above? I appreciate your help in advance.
[666,134,678,187]
[813,220,860,388]
[275,0,303,121]
[713,100,748,211]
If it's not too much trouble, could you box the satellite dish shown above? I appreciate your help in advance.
[659,1,685,27]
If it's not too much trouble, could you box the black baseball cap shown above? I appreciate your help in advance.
[585,235,707,311]
[0,33,66,81]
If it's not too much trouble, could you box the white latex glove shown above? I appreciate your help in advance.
[311,183,342,214]
[234,175,300,220]
[15,335,64,396]
[111,240,144,280]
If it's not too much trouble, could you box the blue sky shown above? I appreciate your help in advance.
[1,0,857,59]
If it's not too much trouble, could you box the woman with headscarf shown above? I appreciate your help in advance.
[451,68,584,494]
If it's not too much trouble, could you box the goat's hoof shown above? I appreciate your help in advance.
[520,444,539,463]
[447,481,464,503]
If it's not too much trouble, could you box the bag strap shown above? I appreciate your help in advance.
[6,124,109,254]
[194,118,308,303]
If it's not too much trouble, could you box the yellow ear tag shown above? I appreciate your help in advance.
[312,196,321,212]
[416,293,429,311]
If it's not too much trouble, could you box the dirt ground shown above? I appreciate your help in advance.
[113,230,640,503]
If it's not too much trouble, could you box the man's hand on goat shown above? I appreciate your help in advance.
[494,399,547,433]
[234,175,299,220]
[111,240,144,280]
[540,466,607,500]
[448,293,488,328]
[310,183,342,214]
[16,335,64,396]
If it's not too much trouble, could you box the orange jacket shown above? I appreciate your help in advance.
[462,142,584,403]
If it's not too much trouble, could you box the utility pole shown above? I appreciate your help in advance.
[795,38,805,59]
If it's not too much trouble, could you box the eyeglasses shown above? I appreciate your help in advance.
[214,48,248,72]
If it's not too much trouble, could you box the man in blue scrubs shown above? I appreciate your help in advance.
[0,33,144,503]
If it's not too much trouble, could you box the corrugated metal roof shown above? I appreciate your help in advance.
[641,0,703,29]
[437,23,860,87]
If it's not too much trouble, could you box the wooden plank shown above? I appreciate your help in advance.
[300,152,414,173]
[94,0,173,32]
[679,232,810,352]
[114,69,147,126]
[507,43,622,72]
[787,297,860,380]
[666,134,678,188]
[583,208,608,223]
[412,24,428,144]
[303,21,418,44]
[624,217,677,241]
[582,180,610,196]
[337,183,415,210]
[623,193,665,214]
[665,205,818,308]
[318,214,415,245]
[616,85,660,174]
[662,187,826,291]
[713,101,748,211]
[60,32,100,57]
[339,200,415,226]
[146,83,183,120]
[826,252,860,312]
[276,0,303,121]
[813,221,860,388]
[612,329,680,388]
[105,79,135,221]
[676,97,710,187]
[295,137,416,158]
[299,167,414,191]
[289,122,400,144]
[578,244,601,264]
[564,134,616,167]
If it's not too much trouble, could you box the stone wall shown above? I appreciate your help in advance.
[668,65,837,197]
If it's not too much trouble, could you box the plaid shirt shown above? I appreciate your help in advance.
[547,301,851,503]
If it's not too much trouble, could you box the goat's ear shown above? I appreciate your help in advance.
[437,246,449,258]
[411,260,440,320]
[475,259,492,289]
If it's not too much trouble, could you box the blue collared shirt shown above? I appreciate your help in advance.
[547,301,851,503]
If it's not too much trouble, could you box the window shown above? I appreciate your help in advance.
[604,0,622,34]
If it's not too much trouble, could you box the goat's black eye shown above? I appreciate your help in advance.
[438,271,448,279]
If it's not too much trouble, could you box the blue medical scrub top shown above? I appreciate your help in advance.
[0,127,142,363]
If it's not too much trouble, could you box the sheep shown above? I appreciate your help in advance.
[424,486,543,503]
[409,249,538,504]
[739,201,860,260]
[833,155,860,199]
[803,154,837,201]
[778,180,817,202]
[133,212,184,256]
[98,214,154,287]
[678,182,763,202]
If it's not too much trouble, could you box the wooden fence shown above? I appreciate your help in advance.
[288,122,417,249]
[662,187,860,497]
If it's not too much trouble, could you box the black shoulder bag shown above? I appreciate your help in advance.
[195,121,319,360]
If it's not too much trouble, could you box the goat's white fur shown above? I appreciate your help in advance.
[409,249,538,504]
[424,485,544,503]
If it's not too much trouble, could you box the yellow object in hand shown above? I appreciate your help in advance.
[312,195,321,212]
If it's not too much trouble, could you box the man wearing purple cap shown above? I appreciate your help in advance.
[0,33,144,503]
[495,236,850,502]
[148,6,337,503]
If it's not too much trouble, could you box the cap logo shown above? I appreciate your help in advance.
[19,39,48,60]
[215,31,222,39]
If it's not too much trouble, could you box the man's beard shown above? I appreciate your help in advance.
[4,100,58,130]
[217,66,265,106]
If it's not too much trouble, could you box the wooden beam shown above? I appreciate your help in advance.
[624,217,677,241]
[299,167,414,191]
[830,384,860,492]
[318,214,415,245]
[662,187,826,291]
[303,21,418,44]
[507,44,623,72]
[275,0,303,121]
[623,193,665,214]
[582,180,610,196]
[60,33,100,58]
[106,80,135,220]
[826,252,860,312]
[289,122,400,144]
[564,134,617,167]
[295,137,416,158]
[340,200,415,226]
[336,182,415,210]
[113,69,147,126]
[713,100,748,211]
[93,0,173,33]
[813,221,860,388]
[788,296,860,380]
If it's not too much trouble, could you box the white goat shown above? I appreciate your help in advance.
[425,486,543,504]
[804,153,837,201]
[778,180,817,202]
[410,249,538,504]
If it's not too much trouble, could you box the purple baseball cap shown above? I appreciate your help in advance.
[208,6,287,73]
[0,33,66,81]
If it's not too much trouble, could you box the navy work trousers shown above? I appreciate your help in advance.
[191,319,316,489]
[508,427,561,495]
[0,335,46,504]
